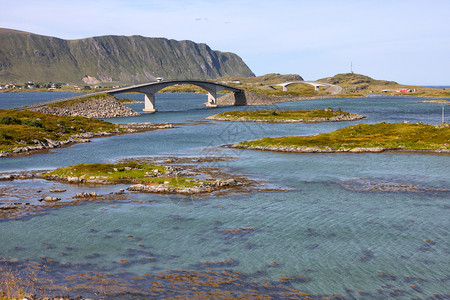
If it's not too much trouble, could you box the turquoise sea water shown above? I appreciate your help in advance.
[0,93,449,298]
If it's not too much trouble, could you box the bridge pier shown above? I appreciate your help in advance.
[143,93,157,113]
[205,91,218,107]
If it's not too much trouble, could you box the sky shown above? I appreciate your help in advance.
[1,0,450,85]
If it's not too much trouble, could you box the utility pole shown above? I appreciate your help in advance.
[351,62,353,74]
[443,105,445,124]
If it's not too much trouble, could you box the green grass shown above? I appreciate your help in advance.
[238,122,450,151]
[208,108,360,122]
[218,73,303,85]
[318,73,450,97]
[216,73,329,97]
[46,93,114,107]
[158,84,206,93]
[41,162,203,188]
[0,109,120,152]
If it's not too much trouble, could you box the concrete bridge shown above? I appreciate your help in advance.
[109,80,243,112]
[269,81,342,95]
[11,80,243,112]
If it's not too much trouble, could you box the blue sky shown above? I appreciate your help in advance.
[2,0,450,85]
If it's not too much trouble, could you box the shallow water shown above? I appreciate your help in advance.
[0,92,449,298]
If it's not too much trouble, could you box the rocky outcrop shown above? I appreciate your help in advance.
[0,138,89,157]
[0,123,174,158]
[217,91,275,106]
[40,196,61,202]
[82,75,100,85]
[30,95,140,118]
[74,192,100,198]
[207,111,366,123]
[231,144,450,154]
[127,178,238,194]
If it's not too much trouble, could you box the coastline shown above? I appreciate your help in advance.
[1,93,449,300]
[229,122,450,155]
[206,112,366,123]
[0,156,282,220]
[0,122,175,158]
[229,143,450,154]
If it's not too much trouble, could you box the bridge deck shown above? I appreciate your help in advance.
[11,80,242,111]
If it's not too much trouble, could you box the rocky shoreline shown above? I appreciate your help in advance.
[127,178,238,194]
[42,163,240,195]
[30,94,140,118]
[0,122,174,158]
[229,144,450,154]
[0,156,282,220]
[207,112,366,123]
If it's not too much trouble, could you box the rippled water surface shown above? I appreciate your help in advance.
[0,92,449,298]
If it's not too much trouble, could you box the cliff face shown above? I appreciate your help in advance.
[0,28,254,84]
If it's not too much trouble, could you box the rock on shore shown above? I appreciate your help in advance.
[30,94,140,118]
[231,144,450,154]
[127,178,238,194]
[206,111,366,123]
[0,123,174,158]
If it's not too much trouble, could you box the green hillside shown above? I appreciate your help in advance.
[319,73,450,96]
[0,28,254,84]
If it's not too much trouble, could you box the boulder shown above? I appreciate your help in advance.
[0,205,18,210]
[67,176,82,183]
[73,192,99,198]
[43,196,61,202]
[0,174,15,180]
[214,179,237,187]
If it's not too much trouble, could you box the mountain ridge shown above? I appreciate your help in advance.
[0,28,254,84]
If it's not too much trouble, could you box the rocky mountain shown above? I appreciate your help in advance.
[0,28,254,84]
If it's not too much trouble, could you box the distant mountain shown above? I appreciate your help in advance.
[0,28,255,84]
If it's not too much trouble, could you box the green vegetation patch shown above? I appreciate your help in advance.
[218,73,303,85]
[0,109,120,151]
[41,162,202,188]
[318,73,450,97]
[46,93,114,107]
[238,122,450,151]
[216,74,329,97]
[208,108,363,123]
[159,84,206,94]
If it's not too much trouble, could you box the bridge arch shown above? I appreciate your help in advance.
[109,80,242,112]
[269,81,342,94]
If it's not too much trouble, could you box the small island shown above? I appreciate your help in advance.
[206,108,365,123]
[41,161,239,194]
[0,156,277,220]
[231,122,450,153]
